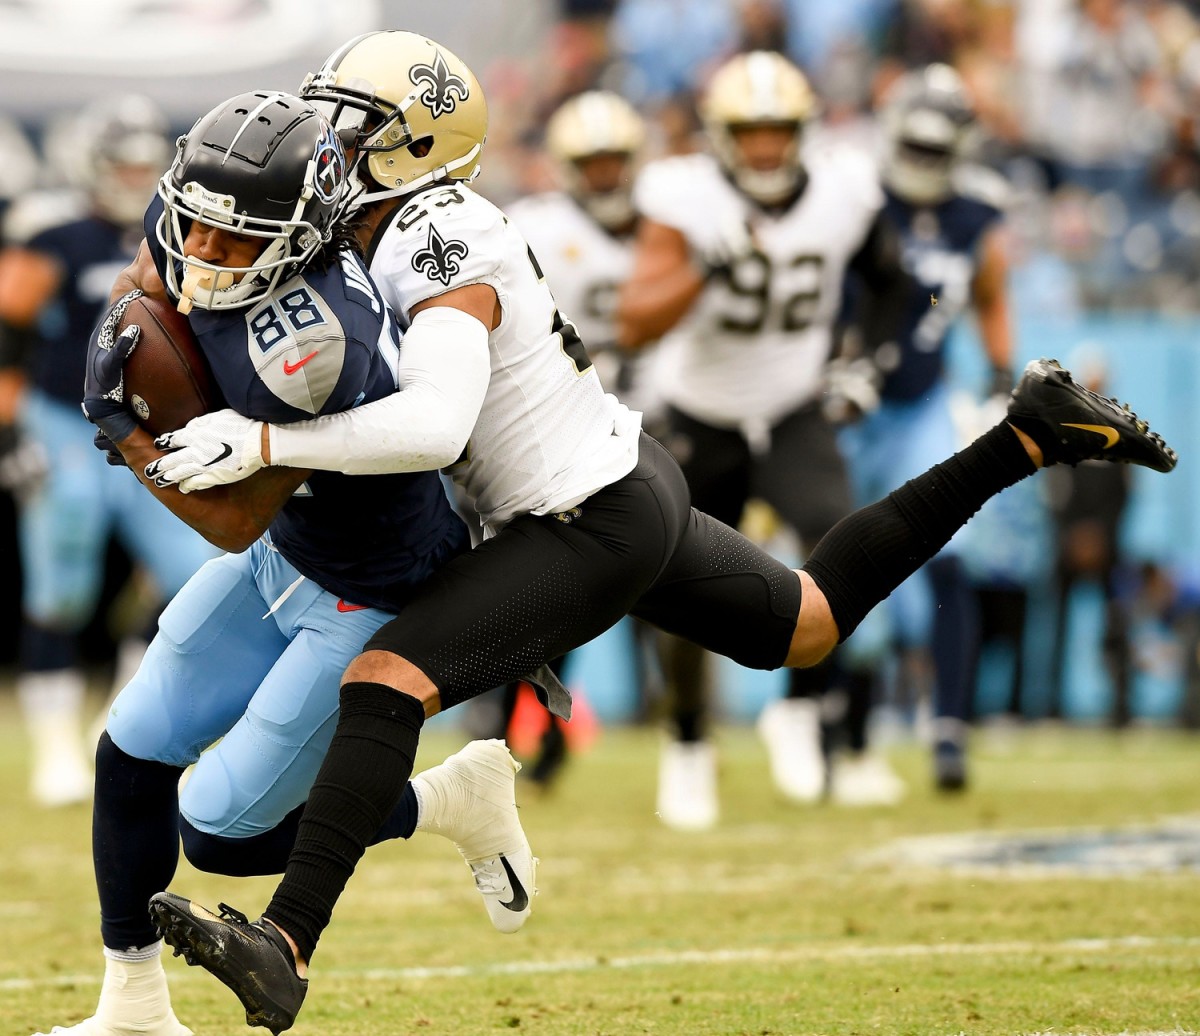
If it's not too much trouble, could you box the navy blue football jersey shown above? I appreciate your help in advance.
[143,197,468,611]
[879,187,1001,402]
[26,215,137,404]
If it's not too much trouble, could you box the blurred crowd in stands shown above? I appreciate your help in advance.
[478,0,1200,314]
[0,0,1197,765]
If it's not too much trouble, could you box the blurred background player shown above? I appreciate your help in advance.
[618,50,910,828]
[838,63,1013,791]
[0,94,216,807]
[503,90,654,787]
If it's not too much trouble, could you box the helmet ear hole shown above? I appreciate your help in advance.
[407,135,433,159]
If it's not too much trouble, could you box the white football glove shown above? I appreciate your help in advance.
[145,408,265,493]
[822,356,882,425]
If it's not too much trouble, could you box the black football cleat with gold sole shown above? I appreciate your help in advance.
[150,891,307,1034]
[1007,358,1177,472]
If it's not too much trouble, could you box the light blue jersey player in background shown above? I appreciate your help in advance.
[0,96,218,808]
[35,92,533,1036]
[838,64,1014,791]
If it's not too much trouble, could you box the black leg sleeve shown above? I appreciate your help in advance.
[804,424,1036,642]
[94,732,185,950]
[263,683,424,963]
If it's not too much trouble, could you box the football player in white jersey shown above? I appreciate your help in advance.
[618,51,910,822]
[510,89,661,421]
[504,90,655,785]
[141,31,1176,1034]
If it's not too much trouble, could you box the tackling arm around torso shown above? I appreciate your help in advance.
[262,285,494,476]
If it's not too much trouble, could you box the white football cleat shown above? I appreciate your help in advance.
[656,738,718,831]
[31,951,193,1036]
[413,739,537,934]
[756,697,825,803]
[830,752,906,807]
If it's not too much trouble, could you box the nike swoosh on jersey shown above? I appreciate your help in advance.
[336,599,369,612]
[497,855,529,913]
[203,443,233,466]
[1061,422,1120,448]
[283,351,319,375]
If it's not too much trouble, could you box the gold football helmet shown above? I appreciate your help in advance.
[299,30,487,205]
[545,91,645,231]
[700,50,818,206]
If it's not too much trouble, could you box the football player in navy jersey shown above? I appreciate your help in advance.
[143,33,1175,1035]
[33,91,536,1036]
[838,64,1014,791]
[0,95,219,810]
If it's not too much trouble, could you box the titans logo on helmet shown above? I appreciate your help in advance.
[409,52,469,119]
[312,125,346,204]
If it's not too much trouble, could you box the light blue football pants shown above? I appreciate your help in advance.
[106,538,394,837]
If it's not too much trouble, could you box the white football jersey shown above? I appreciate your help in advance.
[506,191,664,419]
[367,183,641,532]
[506,192,628,351]
[633,147,883,428]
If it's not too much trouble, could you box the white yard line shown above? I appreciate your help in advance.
[6,934,1200,992]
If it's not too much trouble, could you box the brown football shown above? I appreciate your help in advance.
[119,295,220,437]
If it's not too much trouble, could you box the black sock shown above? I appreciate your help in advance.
[264,683,424,963]
[804,424,1035,641]
[181,810,303,876]
[94,732,184,950]
[181,785,420,877]
[786,655,834,698]
[843,670,873,754]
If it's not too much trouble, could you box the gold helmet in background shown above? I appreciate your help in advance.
[700,50,818,206]
[545,90,645,231]
[299,30,487,206]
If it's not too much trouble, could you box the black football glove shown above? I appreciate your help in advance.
[93,429,130,469]
[82,290,143,443]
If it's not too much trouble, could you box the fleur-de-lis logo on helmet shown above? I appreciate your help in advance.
[412,224,469,285]
[409,51,470,119]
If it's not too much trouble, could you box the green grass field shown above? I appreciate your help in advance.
[3,693,1199,1036]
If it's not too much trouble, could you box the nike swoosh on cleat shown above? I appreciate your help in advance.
[336,599,369,612]
[203,443,234,466]
[283,351,318,375]
[1061,423,1120,448]
[497,855,529,912]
